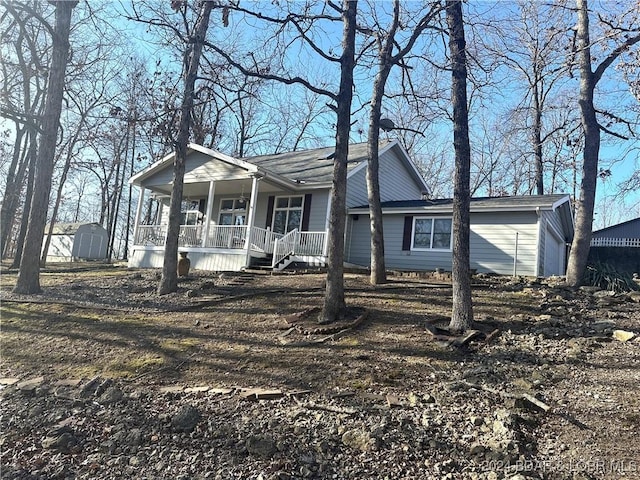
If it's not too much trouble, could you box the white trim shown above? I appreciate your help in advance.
[202,181,216,247]
[133,187,145,244]
[271,194,304,234]
[535,208,543,277]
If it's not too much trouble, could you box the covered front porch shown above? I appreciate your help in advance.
[131,223,327,271]
[128,145,330,272]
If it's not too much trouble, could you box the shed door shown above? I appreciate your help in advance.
[78,233,105,259]
[544,227,564,276]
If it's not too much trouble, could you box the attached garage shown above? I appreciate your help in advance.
[346,194,574,277]
[43,223,108,263]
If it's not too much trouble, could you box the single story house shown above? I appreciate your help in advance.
[128,140,574,277]
[43,222,109,262]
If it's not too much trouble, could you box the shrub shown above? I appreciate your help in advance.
[583,262,639,293]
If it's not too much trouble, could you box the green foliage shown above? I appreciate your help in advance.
[583,262,639,293]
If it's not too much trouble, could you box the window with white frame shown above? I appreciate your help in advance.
[412,217,452,250]
[272,196,303,234]
[218,198,248,226]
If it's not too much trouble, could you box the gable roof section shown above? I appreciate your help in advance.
[129,139,428,191]
[244,139,425,187]
[129,144,259,186]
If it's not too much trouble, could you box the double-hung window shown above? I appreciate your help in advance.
[272,196,303,234]
[218,198,248,226]
[412,217,452,250]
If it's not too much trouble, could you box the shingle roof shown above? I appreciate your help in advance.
[243,141,387,184]
[352,194,571,211]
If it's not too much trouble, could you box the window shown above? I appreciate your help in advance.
[412,218,452,250]
[272,196,303,234]
[218,198,248,226]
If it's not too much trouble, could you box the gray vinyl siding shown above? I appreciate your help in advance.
[345,149,424,208]
[346,211,540,275]
[469,212,539,276]
[306,189,330,231]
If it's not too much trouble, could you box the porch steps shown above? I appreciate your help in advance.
[249,255,274,270]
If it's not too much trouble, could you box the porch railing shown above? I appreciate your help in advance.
[272,229,298,267]
[134,224,327,265]
[249,227,283,254]
[178,226,202,247]
[204,225,248,249]
[272,230,327,267]
[135,225,167,246]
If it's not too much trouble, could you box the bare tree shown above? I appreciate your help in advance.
[446,0,473,333]
[158,0,214,295]
[362,0,442,285]
[482,2,574,195]
[0,0,50,259]
[13,0,77,294]
[203,1,359,323]
[565,0,640,286]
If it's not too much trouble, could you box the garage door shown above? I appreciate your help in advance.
[544,227,564,276]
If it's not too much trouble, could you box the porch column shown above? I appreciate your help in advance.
[133,186,145,245]
[244,175,260,250]
[201,180,216,247]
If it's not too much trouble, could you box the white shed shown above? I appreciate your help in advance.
[43,223,109,262]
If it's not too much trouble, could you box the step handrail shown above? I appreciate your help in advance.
[271,229,298,268]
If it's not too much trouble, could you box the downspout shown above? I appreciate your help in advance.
[535,206,542,277]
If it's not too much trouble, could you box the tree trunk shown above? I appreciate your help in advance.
[319,0,357,323]
[446,0,474,333]
[40,152,72,266]
[10,136,37,269]
[0,128,28,258]
[366,9,396,286]
[13,0,77,294]
[565,0,640,286]
[532,83,544,195]
[565,0,598,286]
[158,1,214,295]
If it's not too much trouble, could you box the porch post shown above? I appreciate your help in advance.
[244,175,260,250]
[202,180,216,247]
[133,186,145,245]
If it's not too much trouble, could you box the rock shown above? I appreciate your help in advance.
[17,376,45,393]
[42,426,79,453]
[613,330,636,342]
[628,291,640,303]
[469,443,486,455]
[579,286,601,294]
[341,428,377,452]
[246,435,277,458]
[98,386,124,404]
[171,405,201,432]
[469,416,484,426]
[593,290,615,298]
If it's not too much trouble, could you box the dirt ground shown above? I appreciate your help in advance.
[1,265,639,479]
